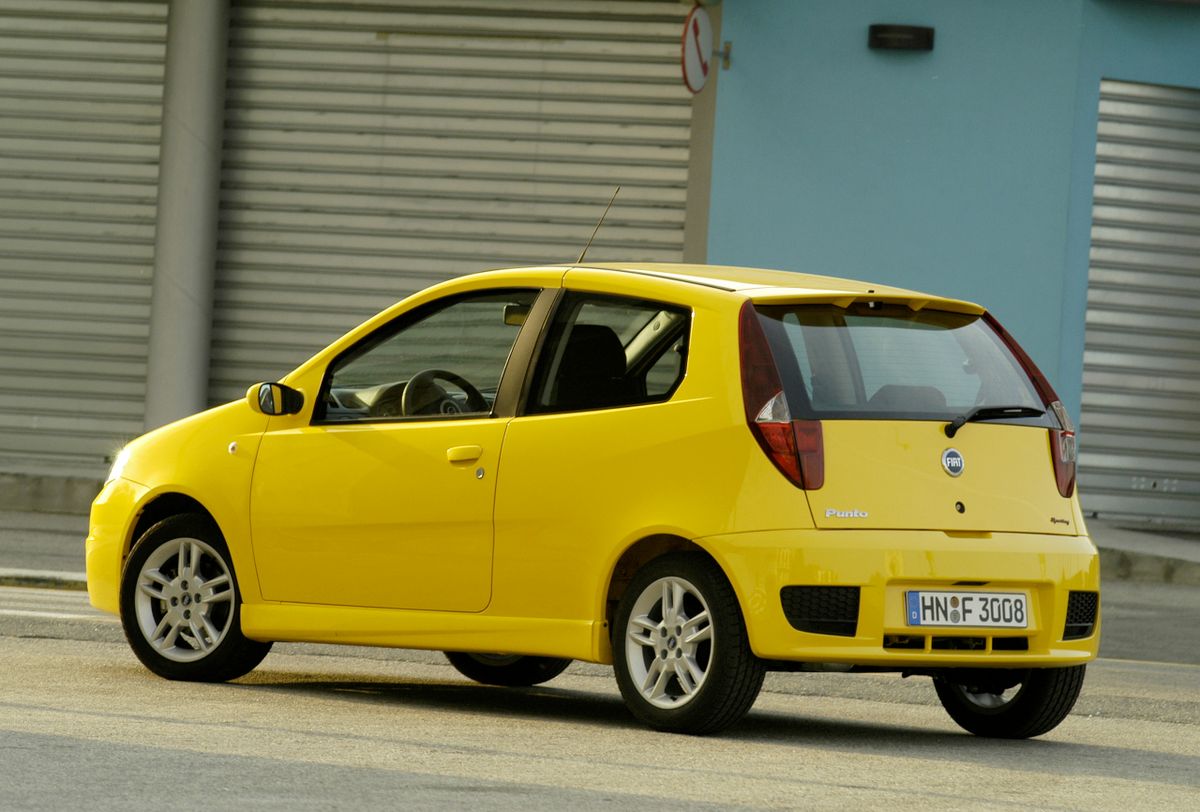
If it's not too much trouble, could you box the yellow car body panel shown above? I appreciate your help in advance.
[249,417,507,611]
[87,401,270,608]
[239,601,593,660]
[493,399,818,663]
[706,528,1099,666]
[810,420,1077,534]
[86,263,1100,680]
[85,476,149,614]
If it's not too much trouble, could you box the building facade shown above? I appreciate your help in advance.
[1,0,1197,525]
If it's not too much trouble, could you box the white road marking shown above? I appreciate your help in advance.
[0,608,119,623]
[0,586,118,623]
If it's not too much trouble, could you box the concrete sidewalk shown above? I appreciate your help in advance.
[0,510,1197,590]
[0,511,87,587]
[1090,519,1200,586]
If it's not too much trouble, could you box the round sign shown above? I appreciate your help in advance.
[941,448,965,478]
[681,5,713,94]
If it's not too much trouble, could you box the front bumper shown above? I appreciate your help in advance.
[703,528,1100,668]
[85,477,148,615]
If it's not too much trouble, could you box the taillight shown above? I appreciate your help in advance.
[985,314,1076,498]
[738,302,824,489]
[1049,401,1077,498]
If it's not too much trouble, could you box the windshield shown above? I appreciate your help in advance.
[756,302,1049,424]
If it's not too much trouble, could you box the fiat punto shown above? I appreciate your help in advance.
[87,264,1099,736]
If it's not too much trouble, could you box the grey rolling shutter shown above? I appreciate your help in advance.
[0,0,166,475]
[1079,79,1200,526]
[211,0,694,404]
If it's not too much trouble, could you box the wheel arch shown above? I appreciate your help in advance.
[127,492,217,560]
[119,509,273,682]
[601,533,746,657]
[122,487,266,606]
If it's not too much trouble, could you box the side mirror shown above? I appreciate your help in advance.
[247,382,304,416]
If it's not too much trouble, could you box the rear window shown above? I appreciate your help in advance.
[756,302,1050,424]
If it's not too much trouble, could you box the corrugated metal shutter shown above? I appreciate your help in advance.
[0,0,165,475]
[1079,79,1200,527]
[211,0,694,404]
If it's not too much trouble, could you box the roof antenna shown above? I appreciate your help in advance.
[576,186,620,264]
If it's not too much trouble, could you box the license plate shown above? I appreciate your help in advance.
[905,590,1029,628]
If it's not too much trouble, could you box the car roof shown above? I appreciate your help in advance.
[569,262,985,314]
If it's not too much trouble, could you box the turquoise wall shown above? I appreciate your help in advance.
[707,0,1200,421]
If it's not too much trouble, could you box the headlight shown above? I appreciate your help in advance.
[105,446,132,485]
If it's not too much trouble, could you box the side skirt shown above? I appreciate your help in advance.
[241,602,600,662]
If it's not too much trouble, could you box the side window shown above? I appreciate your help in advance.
[528,292,689,414]
[318,289,538,422]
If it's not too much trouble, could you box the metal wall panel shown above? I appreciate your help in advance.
[211,0,694,403]
[0,0,165,475]
[1079,79,1200,526]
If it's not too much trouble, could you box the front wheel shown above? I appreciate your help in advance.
[120,514,271,682]
[444,652,571,686]
[933,665,1086,738]
[613,553,765,734]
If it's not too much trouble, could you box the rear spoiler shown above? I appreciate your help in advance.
[747,289,985,316]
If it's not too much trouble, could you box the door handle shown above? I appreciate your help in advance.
[446,445,483,463]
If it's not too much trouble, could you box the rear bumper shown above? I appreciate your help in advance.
[701,528,1100,668]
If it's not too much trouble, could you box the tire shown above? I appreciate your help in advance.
[444,652,571,687]
[119,513,271,682]
[613,553,765,734]
[933,665,1086,738]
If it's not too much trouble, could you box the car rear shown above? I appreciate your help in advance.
[716,290,1100,669]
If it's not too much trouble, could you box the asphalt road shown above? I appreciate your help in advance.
[1096,579,1200,665]
[1,585,1198,810]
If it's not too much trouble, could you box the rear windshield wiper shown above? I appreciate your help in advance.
[944,405,1045,438]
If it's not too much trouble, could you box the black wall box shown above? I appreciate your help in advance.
[869,25,935,51]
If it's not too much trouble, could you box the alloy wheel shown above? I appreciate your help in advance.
[623,576,714,709]
[132,536,234,663]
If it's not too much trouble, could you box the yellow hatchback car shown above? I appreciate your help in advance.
[87,264,1100,737]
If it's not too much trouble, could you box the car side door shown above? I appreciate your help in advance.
[248,288,543,612]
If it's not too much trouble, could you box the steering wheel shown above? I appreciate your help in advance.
[400,369,488,417]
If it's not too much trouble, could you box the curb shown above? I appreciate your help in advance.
[1099,548,1200,587]
[0,568,87,591]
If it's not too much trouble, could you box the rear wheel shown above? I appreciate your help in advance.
[120,514,271,682]
[613,553,764,734]
[933,665,1086,738]
[444,652,571,686]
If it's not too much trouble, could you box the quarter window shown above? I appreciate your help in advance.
[528,292,689,414]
